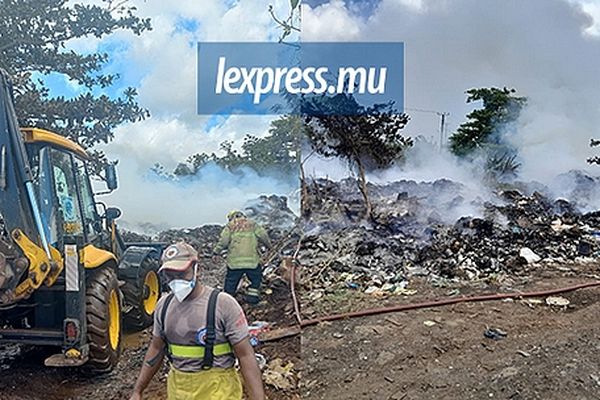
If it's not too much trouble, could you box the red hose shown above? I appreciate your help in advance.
[297,280,600,328]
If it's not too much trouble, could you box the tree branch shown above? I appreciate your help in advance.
[268,5,301,32]
[107,0,133,13]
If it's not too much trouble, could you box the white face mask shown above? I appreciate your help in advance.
[168,263,197,302]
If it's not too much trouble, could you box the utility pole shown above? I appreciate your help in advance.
[405,107,450,150]
[437,112,450,151]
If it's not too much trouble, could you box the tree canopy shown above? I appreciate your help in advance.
[449,87,526,158]
[0,0,151,170]
[449,87,527,178]
[157,115,303,179]
[303,94,412,218]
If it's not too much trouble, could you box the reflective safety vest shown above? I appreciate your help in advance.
[160,289,233,369]
[213,218,272,269]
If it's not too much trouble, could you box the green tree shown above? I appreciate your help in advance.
[212,140,244,172]
[186,153,211,173]
[0,0,151,171]
[304,95,412,219]
[168,115,301,179]
[587,139,600,166]
[173,163,194,177]
[449,87,526,159]
[241,115,302,176]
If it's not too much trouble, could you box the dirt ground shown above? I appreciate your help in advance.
[301,263,600,400]
[0,279,300,400]
[0,330,299,400]
[2,262,600,399]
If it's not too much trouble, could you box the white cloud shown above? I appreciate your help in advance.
[104,115,273,170]
[578,0,600,35]
[60,0,600,225]
[385,0,426,12]
[302,0,363,41]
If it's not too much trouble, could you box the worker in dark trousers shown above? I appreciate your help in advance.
[214,210,272,304]
[129,241,265,400]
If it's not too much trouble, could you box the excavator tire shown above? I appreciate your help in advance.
[86,267,122,373]
[122,255,160,331]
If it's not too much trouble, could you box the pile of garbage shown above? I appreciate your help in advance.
[243,194,297,230]
[121,195,300,285]
[299,173,600,293]
[158,225,224,258]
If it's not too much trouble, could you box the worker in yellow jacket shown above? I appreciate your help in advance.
[129,242,265,400]
[214,210,272,304]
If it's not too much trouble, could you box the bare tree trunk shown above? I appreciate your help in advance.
[355,158,373,220]
[300,161,310,217]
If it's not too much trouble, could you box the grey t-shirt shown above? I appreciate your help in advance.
[152,286,249,371]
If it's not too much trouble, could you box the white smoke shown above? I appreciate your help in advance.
[101,159,299,232]
[303,0,600,212]
[65,0,300,231]
[82,0,600,229]
[99,114,299,231]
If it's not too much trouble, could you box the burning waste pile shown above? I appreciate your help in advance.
[122,194,300,287]
[299,172,600,295]
[244,195,298,230]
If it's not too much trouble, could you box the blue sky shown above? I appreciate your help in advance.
[47,0,599,116]
[69,0,298,228]
[41,16,203,101]
[305,0,382,16]
[301,0,600,185]
[44,0,295,133]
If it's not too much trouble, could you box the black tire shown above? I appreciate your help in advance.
[86,267,122,373]
[122,256,160,331]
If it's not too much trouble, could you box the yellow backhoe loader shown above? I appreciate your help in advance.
[0,68,162,372]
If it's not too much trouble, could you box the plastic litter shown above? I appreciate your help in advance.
[519,247,541,264]
[248,321,270,346]
[484,328,507,340]
[545,296,570,307]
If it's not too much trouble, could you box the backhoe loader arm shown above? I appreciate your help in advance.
[0,69,56,303]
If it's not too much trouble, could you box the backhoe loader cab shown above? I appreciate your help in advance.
[0,69,162,371]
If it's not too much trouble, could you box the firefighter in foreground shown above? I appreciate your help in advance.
[214,210,272,304]
[129,242,265,400]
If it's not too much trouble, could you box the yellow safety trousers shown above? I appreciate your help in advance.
[167,366,243,400]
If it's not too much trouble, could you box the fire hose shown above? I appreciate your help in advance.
[296,278,600,328]
[261,238,600,340]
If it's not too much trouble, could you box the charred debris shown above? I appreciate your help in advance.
[299,171,600,294]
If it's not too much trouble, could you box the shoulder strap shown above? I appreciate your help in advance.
[160,292,175,340]
[202,288,220,369]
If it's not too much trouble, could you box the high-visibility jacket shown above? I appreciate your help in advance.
[214,217,271,269]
